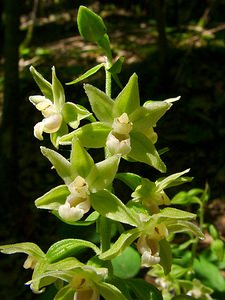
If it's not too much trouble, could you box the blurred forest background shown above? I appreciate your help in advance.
[0,0,225,299]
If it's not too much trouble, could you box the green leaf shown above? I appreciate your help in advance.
[29,66,53,101]
[59,122,110,148]
[116,172,142,191]
[126,278,163,300]
[129,131,166,172]
[107,56,125,74]
[97,282,127,300]
[155,169,190,191]
[77,6,106,42]
[97,33,112,60]
[66,63,104,85]
[52,66,65,109]
[41,146,72,184]
[61,102,92,129]
[91,190,139,227]
[87,155,120,192]
[194,255,225,292]
[100,228,140,260]
[35,185,69,210]
[158,207,196,220]
[112,246,141,279]
[211,239,224,261]
[159,239,172,275]
[46,239,100,263]
[113,73,140,116]
[84,84,114,124]
[70,137,94,179]
[171,191,201,206]
[166,220,204,239]
[130,102,171,132]
[0,242,45,259]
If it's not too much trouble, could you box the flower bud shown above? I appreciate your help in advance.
[112,113,133,135]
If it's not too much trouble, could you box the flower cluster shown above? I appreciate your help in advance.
[0,5,206,300]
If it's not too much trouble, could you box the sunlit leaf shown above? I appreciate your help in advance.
[100,228,140,260]
[67,63,104,85]
[46,239,100,263]
[91,190,139,226]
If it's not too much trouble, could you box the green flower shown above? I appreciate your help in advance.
[29,66,91,147]
[131,169,191,214]
[99,207,204,274]
[0,239,100,294]
[60,73,180,172]
[35,137,120,223]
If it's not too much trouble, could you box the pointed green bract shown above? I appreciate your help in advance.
[70,138,94,179]
[157,207,196,220]
[41,146,72,184]
[100,228,141,260]
[130,102,171,131]
[155,169,190,191]
[129,131,166,172]
[30,66,53,101]
[84,84,114,124]
[113,73,140,116]
[87,155,120,192]
[91,190,139,227]
[77,6,106,42]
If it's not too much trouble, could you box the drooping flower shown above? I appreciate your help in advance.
[99,207,204,274]
[35,137,120,223]
[60,73,180,172]
[137,223,169,267]
[29,66,92,147]
[131,169,191,214]
[30,95,63,140]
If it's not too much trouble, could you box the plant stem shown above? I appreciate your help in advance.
[99,216,112,253]
[105,57,112,97]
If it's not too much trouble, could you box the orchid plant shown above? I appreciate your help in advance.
[0,6,209,300]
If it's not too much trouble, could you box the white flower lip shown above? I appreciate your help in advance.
[34,114,62,140]
[30,95,62,140]
[58,176,91,222]
[106,131,131,156]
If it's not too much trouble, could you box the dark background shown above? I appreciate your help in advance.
[0,0,225,299]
